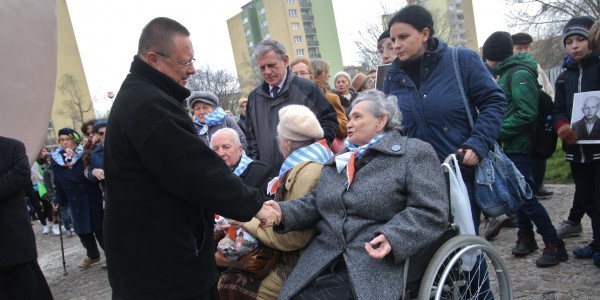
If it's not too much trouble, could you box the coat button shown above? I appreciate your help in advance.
[392,145,401,151]
[402,79,406,83]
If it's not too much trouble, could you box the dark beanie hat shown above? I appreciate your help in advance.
[388,5,435,36]
[57,128,82,145]
[482,31,513,62]
[562,16,595,46]
[512,32,533,45]
[378,29,390,43]
[93,118,108,132]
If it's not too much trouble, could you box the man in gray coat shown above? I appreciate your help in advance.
[246,39,338,176]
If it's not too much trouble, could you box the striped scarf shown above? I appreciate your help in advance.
[194,107,228,135]
[233,152,253,177]
[267,139,333,195]
[51,146,84,168]
[335,133,385,189]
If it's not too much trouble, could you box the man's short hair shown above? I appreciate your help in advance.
[138,17,190,56]
[254,39,286,60]
[211,128,242,148]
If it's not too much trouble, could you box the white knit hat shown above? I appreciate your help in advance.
[277,105,324,141]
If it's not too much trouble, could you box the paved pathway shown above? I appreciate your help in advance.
[36,184,599,299]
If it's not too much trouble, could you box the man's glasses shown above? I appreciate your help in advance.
[155,52,196,68]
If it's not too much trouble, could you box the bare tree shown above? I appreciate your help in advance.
[186,67,242,115]
[56,73,94,130]
[506,0,600,68]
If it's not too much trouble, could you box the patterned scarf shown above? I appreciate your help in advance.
[194,107,228,135]
[267,139,333,195]
[51,146,84,168]
[335,133,385,189]
[233,152,253,177]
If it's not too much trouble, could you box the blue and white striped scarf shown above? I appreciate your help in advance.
[233,152,253,177]
[51,146,84,168]
[267,139,333,195]
[194,107,228,134]
[335,133,385,188]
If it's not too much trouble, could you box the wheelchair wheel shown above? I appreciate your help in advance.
[418,235,512,300]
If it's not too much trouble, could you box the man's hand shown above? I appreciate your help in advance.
[457,148,479,165]
[557,124,578,145]
[257,201,281,228]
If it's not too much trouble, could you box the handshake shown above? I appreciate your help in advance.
[255,200,282,228]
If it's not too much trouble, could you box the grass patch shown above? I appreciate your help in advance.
[544,139,573,184]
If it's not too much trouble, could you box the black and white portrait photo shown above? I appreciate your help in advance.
[572,91,600,144]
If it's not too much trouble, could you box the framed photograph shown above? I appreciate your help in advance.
[375,64,391,91]
[571,91,600,144]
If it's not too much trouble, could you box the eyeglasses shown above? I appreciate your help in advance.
[155,52,196,68]
[378,46,395,55]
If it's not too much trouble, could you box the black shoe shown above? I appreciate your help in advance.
[504,213,518,228]
[512,230,538,256]
[536,239,568,267]
[534,186,554,199]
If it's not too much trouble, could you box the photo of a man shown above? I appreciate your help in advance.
[572,95,600,142]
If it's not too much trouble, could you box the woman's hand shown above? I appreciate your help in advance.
[257,200,281,227]
[457,148,479,165]
[364,234,392,259]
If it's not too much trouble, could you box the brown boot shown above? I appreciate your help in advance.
[78,256,100,269]
[536,239,568,267]
[512,230,538,257]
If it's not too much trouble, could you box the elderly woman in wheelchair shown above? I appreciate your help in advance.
[262,91,450,299]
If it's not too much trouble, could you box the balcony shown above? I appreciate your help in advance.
[304,27,316,34]
[302,14,314,21]
[307,40,319,47]
[300,0,311,8]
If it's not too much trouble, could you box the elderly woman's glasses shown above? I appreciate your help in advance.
[155,52,196,68]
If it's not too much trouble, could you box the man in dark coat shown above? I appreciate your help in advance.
[246,39,338,176]
[51,127,105,269]
[572,95,600,140]
[0,136,52,299]
[86,118,107,201]
[104,17,276,300]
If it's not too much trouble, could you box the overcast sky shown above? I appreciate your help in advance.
[66,0,508,111]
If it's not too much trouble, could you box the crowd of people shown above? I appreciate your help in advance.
[4,4,600,300]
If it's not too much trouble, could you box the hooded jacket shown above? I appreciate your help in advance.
[495,53,539,154]
[383,39,507,162]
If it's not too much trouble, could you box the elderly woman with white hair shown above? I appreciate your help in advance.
[263,90,449,300]
[218,104,334,300]
[188,90,247,148]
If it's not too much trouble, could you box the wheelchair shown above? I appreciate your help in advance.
[400,155,513,300]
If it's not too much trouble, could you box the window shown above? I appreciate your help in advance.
[291,22,300,30]
[296,49,305,56]
[294,36,302,43]
[261,20,268,28]
[288,0,295,3]
[259,7,265,15]
[243,17,248,24]
[289,9,298,17]
[248,41,254,47]
[245,29,251,36]
[264,33,270,40]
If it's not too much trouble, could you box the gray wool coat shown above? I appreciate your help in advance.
[275,128,449,300]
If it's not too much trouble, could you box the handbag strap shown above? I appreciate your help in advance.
[451,47,474,130]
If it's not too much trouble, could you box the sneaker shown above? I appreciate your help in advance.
[52,224,60,236]
[556,220,583,238]
[593,253,600,268]
[485,215,510,240]
[65,230,73,238]
[512,231,539,256]
[534,186,554,199]
[536,239,568,267]
[78,257,100,269]
[42,225,49,234]
[573,245,595,258]
[100,261,108,269]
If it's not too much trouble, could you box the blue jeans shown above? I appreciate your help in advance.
[506,154,557,240]
[60,205,73,231]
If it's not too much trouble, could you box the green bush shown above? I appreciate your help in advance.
[544,139,573,184]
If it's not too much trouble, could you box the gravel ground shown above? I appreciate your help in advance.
[35,183,599,299]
